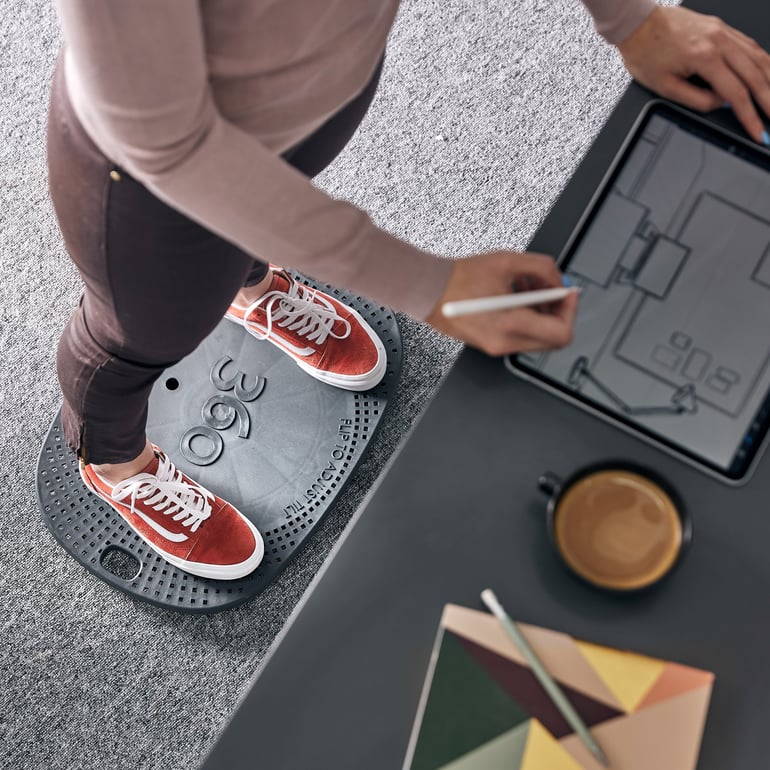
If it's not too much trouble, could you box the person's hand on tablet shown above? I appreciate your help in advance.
[425,251,578,356]
[617,6,770,145]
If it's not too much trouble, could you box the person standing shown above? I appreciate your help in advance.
[48,0,770,580]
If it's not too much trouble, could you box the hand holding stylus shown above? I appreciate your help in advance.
[425,251,578,356]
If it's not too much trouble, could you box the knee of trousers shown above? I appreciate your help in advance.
[57,305,179,406]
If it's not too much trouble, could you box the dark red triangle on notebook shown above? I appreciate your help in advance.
[459,636,623,738]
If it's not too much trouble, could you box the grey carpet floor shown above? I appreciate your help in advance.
[1,1,639,768]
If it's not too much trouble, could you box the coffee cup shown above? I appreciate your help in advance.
[538,463,691,592]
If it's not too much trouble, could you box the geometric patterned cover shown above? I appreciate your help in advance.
[404,605,714,770]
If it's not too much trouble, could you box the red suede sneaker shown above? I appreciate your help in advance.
[225,270,386,391]
[80,446,264,580]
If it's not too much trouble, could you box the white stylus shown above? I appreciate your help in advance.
[441,286,579,318]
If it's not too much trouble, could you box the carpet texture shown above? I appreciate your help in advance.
[0,1,646,768]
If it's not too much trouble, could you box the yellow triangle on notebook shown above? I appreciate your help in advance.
[576,640,666,713]
[520,719,584,770]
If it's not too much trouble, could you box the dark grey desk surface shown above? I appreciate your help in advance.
[201,4,770,768]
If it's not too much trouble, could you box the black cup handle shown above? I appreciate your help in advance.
[538,472,563,497]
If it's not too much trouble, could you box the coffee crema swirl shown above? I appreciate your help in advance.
[553,470,682,591]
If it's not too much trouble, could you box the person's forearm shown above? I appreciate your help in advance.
[55,0,451,320]
[580,0,657,44]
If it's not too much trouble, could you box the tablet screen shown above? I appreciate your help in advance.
[508,102,770,481]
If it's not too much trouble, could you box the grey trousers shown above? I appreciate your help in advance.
[47,53,382,464]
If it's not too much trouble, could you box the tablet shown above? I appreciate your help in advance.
[507,101,770,483]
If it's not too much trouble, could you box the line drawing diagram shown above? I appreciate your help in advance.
[520,113,770,468]
[568,356,698,416]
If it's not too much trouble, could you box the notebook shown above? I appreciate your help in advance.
[403,604,714,770]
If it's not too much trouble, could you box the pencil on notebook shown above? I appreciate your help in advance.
[480,589,611,768]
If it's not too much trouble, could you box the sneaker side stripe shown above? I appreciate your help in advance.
[133,509,189,543]
[244,319,315,356]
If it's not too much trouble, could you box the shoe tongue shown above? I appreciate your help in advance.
[141,454,161,476]
[269,271,292,295]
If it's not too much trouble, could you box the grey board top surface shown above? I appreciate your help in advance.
[201,2,770,767]
[37,276,402,613]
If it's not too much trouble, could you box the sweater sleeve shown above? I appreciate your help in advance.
[53,1,452,320]
[580,0,657,44]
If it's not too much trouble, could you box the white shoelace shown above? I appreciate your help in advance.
[111,452,213,532]
[245,278,352,347]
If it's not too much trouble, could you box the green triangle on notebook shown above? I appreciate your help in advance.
[409,630,530,770]
[437,721,532,770]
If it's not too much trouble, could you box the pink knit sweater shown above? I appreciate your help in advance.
[54,0,655,319]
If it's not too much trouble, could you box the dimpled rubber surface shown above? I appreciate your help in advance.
[36,275,401,613]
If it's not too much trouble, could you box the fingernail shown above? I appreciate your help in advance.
[561,274,573,288]
[762,130,770,147]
